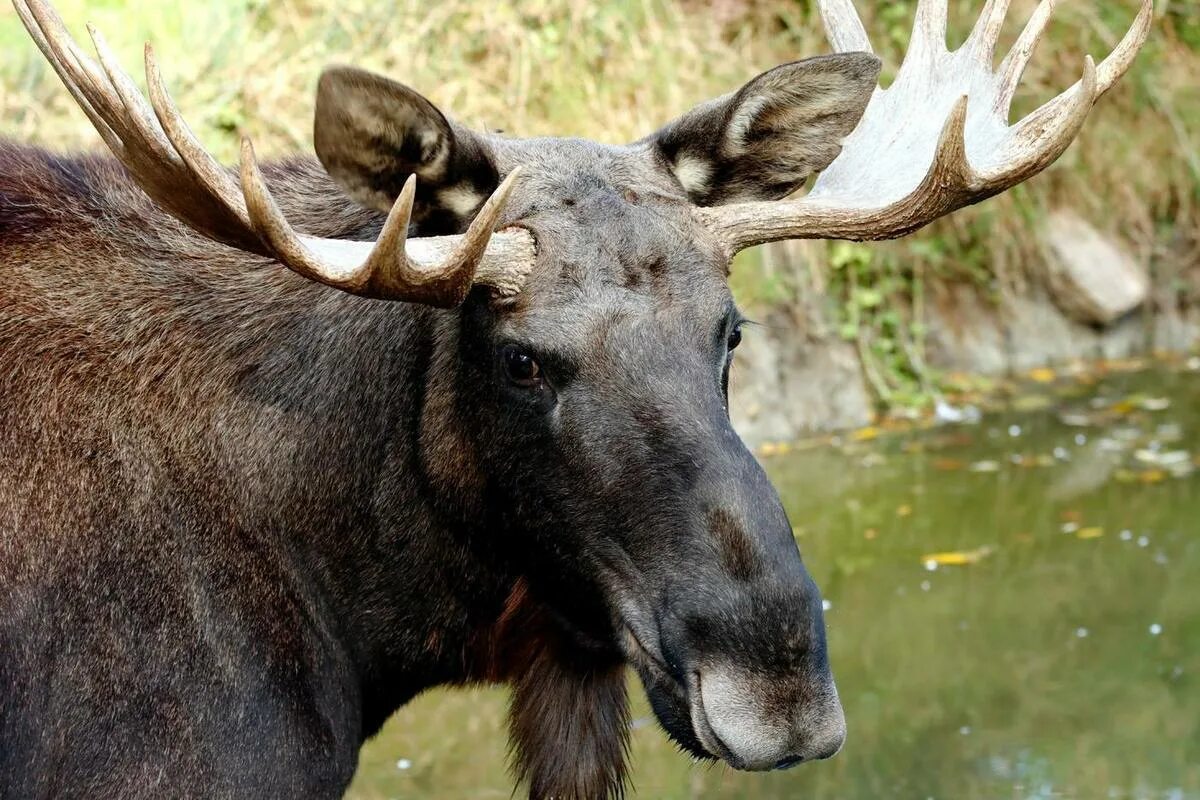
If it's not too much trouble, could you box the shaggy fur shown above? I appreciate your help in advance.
[0,49,875,800]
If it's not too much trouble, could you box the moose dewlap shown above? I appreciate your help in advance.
[0,0,1148,798]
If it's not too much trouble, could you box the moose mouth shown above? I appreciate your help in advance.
[619,622,806,772]
[618,623,748,767]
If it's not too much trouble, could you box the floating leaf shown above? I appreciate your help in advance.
[1111,399,1138,415]
[1028,367,1057,384]
[851,426,881,442]
[921,546,994,567]
[896,504,913,518]
[1076,527,1104,539]
[932,458,967,471]
[969,460,1000,473]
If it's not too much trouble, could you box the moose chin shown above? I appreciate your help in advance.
[0,0,1149,797]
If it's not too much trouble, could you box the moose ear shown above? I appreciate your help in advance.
[314,66,499,233]
[646,53,880,206]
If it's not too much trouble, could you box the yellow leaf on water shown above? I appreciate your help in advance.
[1076,527,1104,539]
[920,546,994,567]
[851,426,881,442]
[896,504,913,518]
[1028,367,1057,384]
[1140,469,1168,484]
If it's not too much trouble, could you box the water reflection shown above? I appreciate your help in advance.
[350,364,1200,800]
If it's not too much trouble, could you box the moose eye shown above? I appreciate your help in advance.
[501,345,542,387]
[727,323,743,352]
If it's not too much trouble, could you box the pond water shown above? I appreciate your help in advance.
[349,362,1200,800]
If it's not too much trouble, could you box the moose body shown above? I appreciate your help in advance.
[0,137,841,798]
[0,150,459,795]
[0,0,1148,797]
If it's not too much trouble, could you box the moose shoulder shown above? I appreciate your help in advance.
[0,0,1149,798]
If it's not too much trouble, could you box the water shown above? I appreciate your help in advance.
[349,364,1200,799]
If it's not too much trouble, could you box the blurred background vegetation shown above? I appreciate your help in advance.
[1,0,1196,407]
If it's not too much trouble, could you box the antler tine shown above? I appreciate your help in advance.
[96,25,263,251]
[1096,0,1153,97]
[965,0,1014,65]
[995,0,1058,112]
[980,56,1097,189]
[240,136,377,290]
[912,0,948,43]
[144,43,255,234]
[242,132,529,307]
[431,168,528,299]
[900,0,949,72]
[87,25,185,172]
[15,0,122,153]
[932,96,973,195]
[15,0,264,253]
[817,0,873,54]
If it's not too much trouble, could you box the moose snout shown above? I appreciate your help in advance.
[692,665,846,771]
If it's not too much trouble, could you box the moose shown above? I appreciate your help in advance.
[0,0,1148,797]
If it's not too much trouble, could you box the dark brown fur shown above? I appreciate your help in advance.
[1,46,876,800]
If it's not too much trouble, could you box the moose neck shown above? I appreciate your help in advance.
[0,144,527,736]
[229,160,542,728]
[2,144,627,771]
[231,157,628,739]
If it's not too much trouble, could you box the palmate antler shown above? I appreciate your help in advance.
[12,0,535,307]
[699,0,1153,252]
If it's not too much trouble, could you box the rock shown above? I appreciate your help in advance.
[1002,290,1101,371]
[924,285,1154,374]
[923,284,1011,374]
[730,310,873,447]
[1040,209,1148,326]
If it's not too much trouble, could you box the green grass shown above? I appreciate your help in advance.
[2,0,1196,409]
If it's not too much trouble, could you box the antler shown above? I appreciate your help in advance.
[12,0,536,306]
[699,0,1153,253]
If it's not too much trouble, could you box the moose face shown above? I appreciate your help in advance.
[314,55,878,771]
[469,202,847,770]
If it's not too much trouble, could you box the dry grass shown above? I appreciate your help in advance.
[1,0,1196,315]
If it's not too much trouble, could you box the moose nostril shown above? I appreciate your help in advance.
[773,755,804,771]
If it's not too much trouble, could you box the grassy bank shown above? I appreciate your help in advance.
[2,0,1196,408]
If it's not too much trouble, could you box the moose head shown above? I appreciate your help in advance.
[12,0,1149,795]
